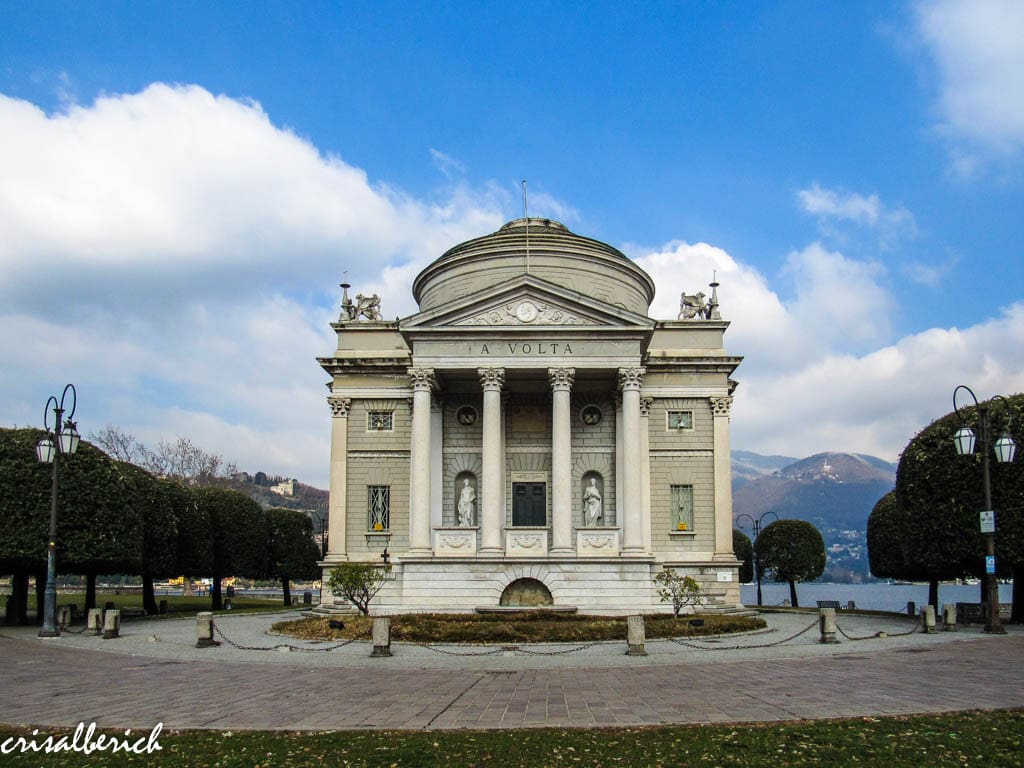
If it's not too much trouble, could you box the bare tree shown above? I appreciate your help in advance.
[88,427,232,486]
[144,436,224,484]
[89,425,147,463]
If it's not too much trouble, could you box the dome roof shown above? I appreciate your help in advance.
[412,218,656,315]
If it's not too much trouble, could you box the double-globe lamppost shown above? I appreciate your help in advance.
[952,385,1016,635]
[735,511,778,606]
[34,384,81,638]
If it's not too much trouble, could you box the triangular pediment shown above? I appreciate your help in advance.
[401,275,654,330]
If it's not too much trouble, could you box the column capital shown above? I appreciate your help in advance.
[407,367,437,391]
[639,397,654,417]
[710,396,734,417]
[477,367,506,391]
[547,367,576,391]
[618,367,646,391]
[327,396,352,418]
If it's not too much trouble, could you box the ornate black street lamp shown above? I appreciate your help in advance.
[35,384,81,637]
[735,511,778,606]
[952,385,1016,635]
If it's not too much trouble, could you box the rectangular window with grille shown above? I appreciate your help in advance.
[368,485,390,531]
[367,411,393,431]
[671,484,694,531]
[667,410,694,430]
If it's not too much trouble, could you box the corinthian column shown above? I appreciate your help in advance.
[407,368,436,555]
[326,396,351,563]
[710,396,735,561]
[619,367,646,553]
[478,367,506,553]
[548,367,575,553]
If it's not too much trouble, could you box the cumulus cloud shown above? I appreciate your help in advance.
[634,238,1024,462]
[915,0,1024,167]
[0,83,507,485]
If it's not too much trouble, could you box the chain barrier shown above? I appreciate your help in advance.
[410,642,506,657]
[516,641,606,656]
[213,624,368,652]
[664,617,820,651]
[835,617,920,641]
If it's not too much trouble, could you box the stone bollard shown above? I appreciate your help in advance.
[371,616,392,657]
[626,615,647,656]
[942,603,957,632]
[920,605,936,634]
[819,607,838,644]
[195,612,218,648]
[86,608,103,636]
[102,609,121,639]
[57,605,72,629]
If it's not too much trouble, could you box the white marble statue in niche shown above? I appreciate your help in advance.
[582,477,603,527]
[457,478,476,527]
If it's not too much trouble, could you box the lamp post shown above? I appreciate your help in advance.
[952,385,1016,635]
[318,515,328,560]
[735,511,778,606]
[35,384,81,637]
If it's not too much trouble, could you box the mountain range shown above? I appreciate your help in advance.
[732,450,897,582]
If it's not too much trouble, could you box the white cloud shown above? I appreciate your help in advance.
[797,183,917,248]
[915,0,1024,164]
[798,184,884,226]
[429,148,466,178]
[0,83,507,486]
[635,239,1024,462]
[3,80,1021,488]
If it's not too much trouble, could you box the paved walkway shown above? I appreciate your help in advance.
[1,611,1022,730]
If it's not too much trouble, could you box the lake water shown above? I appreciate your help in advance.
[741,582,1014,612]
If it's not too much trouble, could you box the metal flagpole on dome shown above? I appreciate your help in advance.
[522,179,530,274]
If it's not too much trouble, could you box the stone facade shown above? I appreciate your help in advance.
[319,218,743,614]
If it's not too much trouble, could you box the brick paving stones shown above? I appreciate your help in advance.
[1,612,1022,731]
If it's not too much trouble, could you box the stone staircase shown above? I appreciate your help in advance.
[698,590,760,618]
[306,602,359,617]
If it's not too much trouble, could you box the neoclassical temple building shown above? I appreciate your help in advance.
[319,218,743,613]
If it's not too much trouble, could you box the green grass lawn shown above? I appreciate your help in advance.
[273,611,766,643]
[0,711,1021,767]
[1,592,304,620]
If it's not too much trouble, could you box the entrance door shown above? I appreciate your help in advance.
[512,482,546,526]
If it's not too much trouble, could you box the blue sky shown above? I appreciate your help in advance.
[2,1,1022,486]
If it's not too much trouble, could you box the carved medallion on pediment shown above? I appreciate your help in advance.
[455,301,590,326]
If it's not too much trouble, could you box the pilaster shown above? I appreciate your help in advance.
[710,395,735,561]
[326,396,351,564]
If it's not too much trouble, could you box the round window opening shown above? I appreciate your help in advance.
[499,578,553,607]
[456,406,478,426]
[580,404,602,426]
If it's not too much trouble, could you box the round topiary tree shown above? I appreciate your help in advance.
[0,428,144,620]
[192,487,268,610]
[267,507,321,605]
[118,463,179,615]
[896,394,1023,620]
[732,528,754,584]
[757,519,826,608]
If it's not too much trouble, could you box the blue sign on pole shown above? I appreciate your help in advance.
[986,555,996,575]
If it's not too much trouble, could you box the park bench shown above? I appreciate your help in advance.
[816,600,842,611]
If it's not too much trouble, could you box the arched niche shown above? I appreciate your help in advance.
[454,471,477,527]
[499,578,553,607]
[580,471,604,527]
